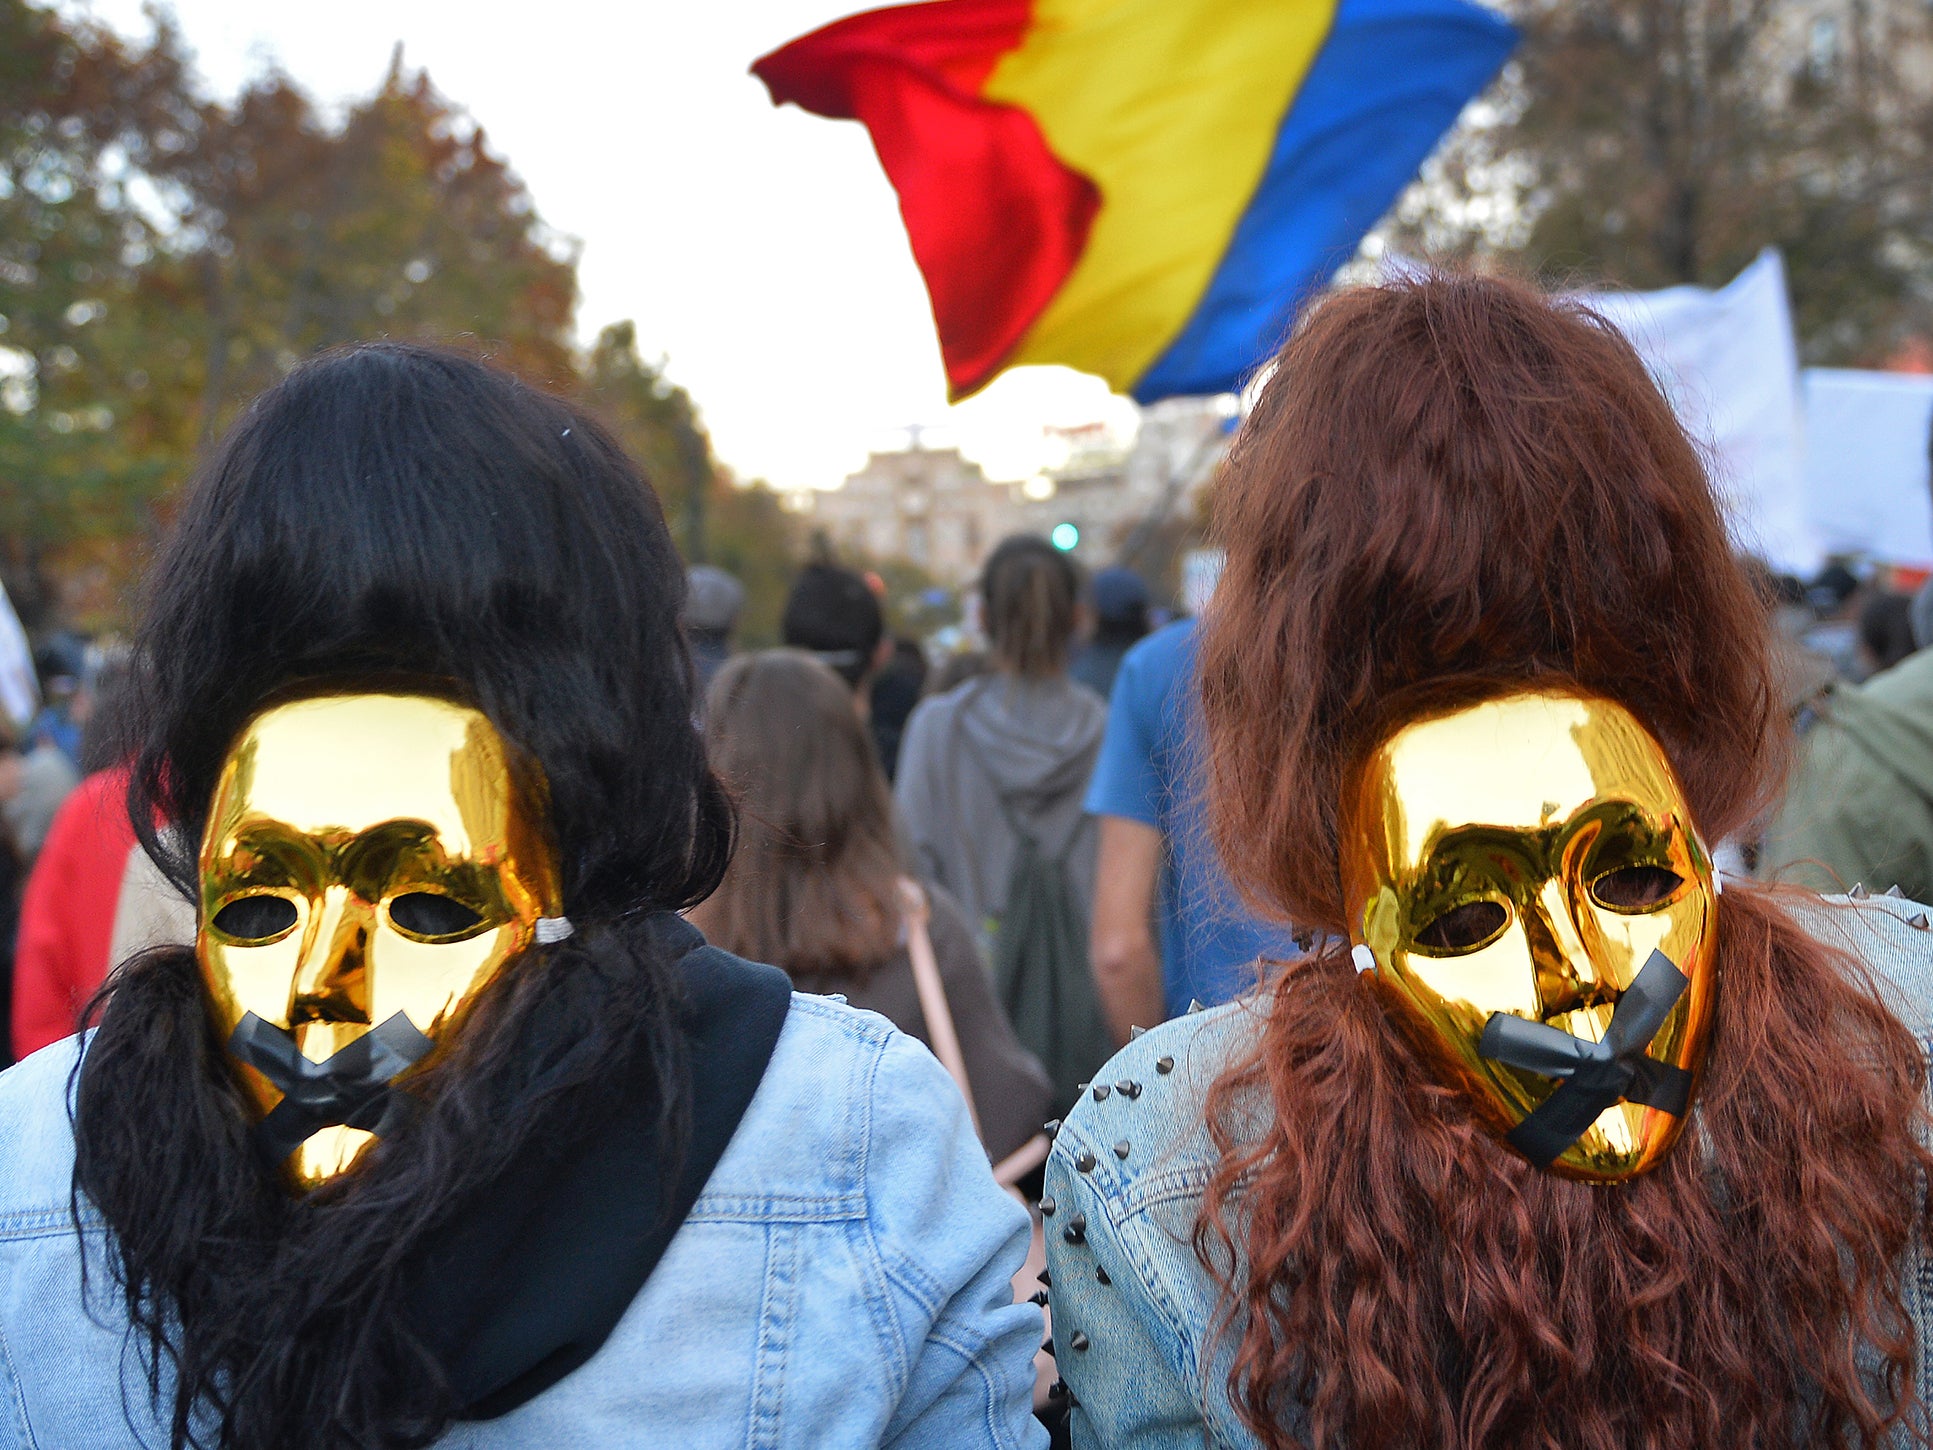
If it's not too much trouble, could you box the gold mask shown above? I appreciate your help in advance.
[1340,690,1716,1182]
[196,691,563,1188]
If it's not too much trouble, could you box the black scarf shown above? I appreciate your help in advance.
[402,915,791,1416]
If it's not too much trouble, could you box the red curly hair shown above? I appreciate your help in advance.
[1194,273,1933,1450]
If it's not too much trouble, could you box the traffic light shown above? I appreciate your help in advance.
[1051,522,1079,551]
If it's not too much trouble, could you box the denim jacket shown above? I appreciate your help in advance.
[1041,893,1933,1449]
[0,993,1048,1450]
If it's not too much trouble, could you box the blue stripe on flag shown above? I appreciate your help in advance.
[1133,0,1515,403]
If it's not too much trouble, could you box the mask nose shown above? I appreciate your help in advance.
[289,884,374,1031]
[1526,875,1604,1016]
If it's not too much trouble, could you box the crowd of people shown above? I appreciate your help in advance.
[3,273,1933,1449]
[656,534,1314,1138]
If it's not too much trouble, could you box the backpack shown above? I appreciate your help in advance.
[960,724,1115,1118]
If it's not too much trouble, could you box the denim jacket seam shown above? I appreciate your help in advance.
[856,1013,880,1190]
[788,992,898,1049]
[877,1235,949,1319]
[0,1202,107,1240]
[0,1211,72,1242]
[850,1216,915,1394]
[1052,1116,1216,1220]
[1132,1209,1220,1435]
[922,1327,1024,1450]
[859,1030,926,1392]
[685,1191,868,1224]
[1053,1126,1219,1437]
[0,1312,38,1450]
[1100,1200,1229,1447]
[1118,1162,1216,1214]
[746,1220,797,1449]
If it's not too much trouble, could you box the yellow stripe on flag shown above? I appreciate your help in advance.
[982,0,1337,393]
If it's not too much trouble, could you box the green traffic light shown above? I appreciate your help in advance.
[1051,522,1080,551]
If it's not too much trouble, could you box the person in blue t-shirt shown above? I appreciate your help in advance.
[1085,618,1304,1039]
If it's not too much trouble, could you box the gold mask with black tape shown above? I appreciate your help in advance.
[196,691,562,1188]
[1340,689,1717,1182]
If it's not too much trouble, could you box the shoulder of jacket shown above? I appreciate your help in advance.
[699,994,948,1210]
[1861,649,1933,705]
[0,1035,87,1226]
[778,990,901,1054]
[1048,1002,1264,1221]
[1782,891,1933,1041]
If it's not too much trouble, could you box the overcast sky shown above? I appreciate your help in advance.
[60,0,1142,492]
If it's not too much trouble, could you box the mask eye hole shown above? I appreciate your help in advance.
[1590,865,1685,912]
[387,891,488,941]
[1413,900,1509,954]
[210,894,300,944]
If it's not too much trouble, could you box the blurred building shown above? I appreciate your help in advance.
[805,444,1021,583]
[802,398,1237,584]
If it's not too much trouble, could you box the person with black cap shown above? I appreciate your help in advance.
[781,560,891,706]
[1070,565,1151,701]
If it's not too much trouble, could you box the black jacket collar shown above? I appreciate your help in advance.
[403,915,792,1417]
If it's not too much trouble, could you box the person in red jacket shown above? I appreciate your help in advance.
[10,767,192,1058]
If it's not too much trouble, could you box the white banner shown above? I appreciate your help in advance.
[0,581,36,734]
[1584,249,1817,572]
[1383,249,1818,570]
[1799,368,1933,569]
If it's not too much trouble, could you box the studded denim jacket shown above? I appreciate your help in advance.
[0,994,1048,1450]
[1041,893,1933,1450]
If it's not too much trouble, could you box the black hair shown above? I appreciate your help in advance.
[71,343,731,1449]
[780,562,883,689]
[981,534,1081,677]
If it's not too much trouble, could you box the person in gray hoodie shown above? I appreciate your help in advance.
[897,536,1105,940]
[895,536,1108,1109]
[1762,643,1933,898]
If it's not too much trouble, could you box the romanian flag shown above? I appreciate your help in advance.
[755,0,1515,402]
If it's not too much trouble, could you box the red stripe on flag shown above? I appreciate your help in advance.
[754,0,1099,398]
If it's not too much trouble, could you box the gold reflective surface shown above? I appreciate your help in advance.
[197,691,561,1188]
[1340,690,1716,1182]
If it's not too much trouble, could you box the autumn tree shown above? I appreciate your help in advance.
[0,0,199,623]
[0,13,582,624]
[706,475,802,649]
[171,51,580,447]
[2,7,801,635]
[1393,0,1933,362]
[584,321,712,559]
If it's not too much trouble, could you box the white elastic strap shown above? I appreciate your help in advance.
[535,916,575,945]
[1700,834,1729,894]
[1351,944,1378,975]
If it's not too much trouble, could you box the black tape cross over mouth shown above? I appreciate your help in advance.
[1477,948,1693,1169]
[228,1011,435,1167]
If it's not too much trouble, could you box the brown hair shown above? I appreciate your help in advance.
[982,533,1080,677]
[689,649,902,981]
[1194,273,1933,1449]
